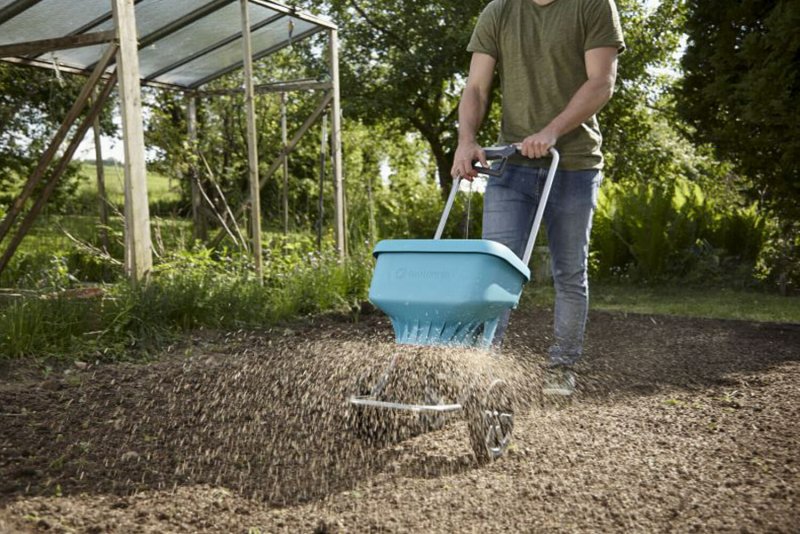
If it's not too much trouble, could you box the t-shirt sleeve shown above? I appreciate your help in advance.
[467,1,501,58]
[584,0,626,53]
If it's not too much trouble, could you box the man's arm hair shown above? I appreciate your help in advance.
[457,52,497,144]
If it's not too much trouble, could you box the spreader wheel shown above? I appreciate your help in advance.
[466,379,514,464]
[346,373,392,446]
[346,403,394,446]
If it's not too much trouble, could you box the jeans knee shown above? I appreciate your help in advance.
[552,267,588,298]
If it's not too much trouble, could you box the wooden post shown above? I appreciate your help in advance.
[281,91,289,235]
[329,29,345,259]
[0,75,117,277]
[0,43,117,245]
[317,112,327,250]
[367,163,376,246]
[113,0,152,284]
[208,91,333,249]
[186,94,206,240]
[92,108,111,252]
[240,0,263,281]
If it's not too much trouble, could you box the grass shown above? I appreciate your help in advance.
[76,162,181,208]
[0,239,373,360]
[523,281,800,324]
[0,213,195,288]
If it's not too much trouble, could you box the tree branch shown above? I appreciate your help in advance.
[347,1,405,44]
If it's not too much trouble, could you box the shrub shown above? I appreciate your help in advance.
[591,177,767,282]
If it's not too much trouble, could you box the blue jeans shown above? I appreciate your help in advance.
[482,164,602,366]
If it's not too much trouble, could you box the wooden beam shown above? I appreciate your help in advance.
[210,91,333,248]
[0,74,116,278]
[92,106,111,253]
[241,0,263,281]
[317,112,327,250]
[199,79,332,97]
[186,95,206,240]
[281,91,289,235]
[260,91,332,191]
[0,31,116,58]
[113,0,152,284]
[329,29,346,259]
[0,0,41,26]
[0,43,117,245]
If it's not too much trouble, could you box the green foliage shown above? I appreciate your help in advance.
[0,239,372,360]
[0,63,116,212]
[143,46,334,234]
[0,296,102,360]
[600,0,688,184]
[755,220,800,295]
[73,163,184,217]
[303,0,495,190]
[525,281,800,323]
[678,0,800,219]
[592,175,766,282]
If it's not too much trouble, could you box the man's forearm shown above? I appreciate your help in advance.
[458,85,490,144]
[544,77,614,138]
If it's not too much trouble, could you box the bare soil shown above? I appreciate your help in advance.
[0,306,798,533]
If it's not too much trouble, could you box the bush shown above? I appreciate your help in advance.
[755,220,800,295]
[591,177,767,282]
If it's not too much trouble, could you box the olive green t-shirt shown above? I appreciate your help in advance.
[467,0,625,170]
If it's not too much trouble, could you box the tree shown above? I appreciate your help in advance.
[301,1,689,194]
[599,0,687,183]
[678,0,800,218]
[316,0,496,193]
[0,63,109,211]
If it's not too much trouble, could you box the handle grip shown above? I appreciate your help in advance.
[438,147,561,267]
[471,145,518,177]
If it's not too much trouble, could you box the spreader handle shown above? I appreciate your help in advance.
[522,147,559,265]
[472,145,518,177]
[435,147,560,267]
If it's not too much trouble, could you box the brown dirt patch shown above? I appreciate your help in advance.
[0,306,798,532]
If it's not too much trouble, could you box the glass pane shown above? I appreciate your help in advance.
[34,0,233,67]
[138,2,274,79]
[157,17,315,87]
[87,0,222,38]
[0,0,110,45]
[38,44,108,71]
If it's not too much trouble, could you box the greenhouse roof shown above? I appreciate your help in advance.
[0,0,335,90]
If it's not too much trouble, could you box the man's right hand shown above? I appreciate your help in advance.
[451,141,489,181]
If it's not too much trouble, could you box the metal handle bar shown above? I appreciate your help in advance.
[435,146,560,267]
[472,145,518,177]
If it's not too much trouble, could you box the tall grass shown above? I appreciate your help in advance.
[0,245,373,361]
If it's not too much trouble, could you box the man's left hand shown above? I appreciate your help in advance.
[518,130,557,159]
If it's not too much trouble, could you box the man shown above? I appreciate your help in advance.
[451,0,625,396]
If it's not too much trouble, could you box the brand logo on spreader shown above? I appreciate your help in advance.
[395,268,451,281]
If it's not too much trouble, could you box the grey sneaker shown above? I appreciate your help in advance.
[542,366,576,396]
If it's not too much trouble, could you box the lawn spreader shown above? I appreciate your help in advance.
[348,145,559,463]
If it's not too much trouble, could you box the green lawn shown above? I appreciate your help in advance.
[77,162,181,206]
[524,282,800,324]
